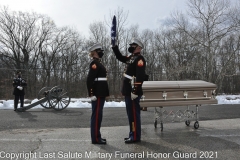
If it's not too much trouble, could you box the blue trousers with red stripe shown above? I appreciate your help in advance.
[91,97,105,143]
[125,96,141,141]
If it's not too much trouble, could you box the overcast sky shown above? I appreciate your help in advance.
[0,0,239,38]
[0,0,190,37]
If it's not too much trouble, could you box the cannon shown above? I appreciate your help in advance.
[17,86,71,112]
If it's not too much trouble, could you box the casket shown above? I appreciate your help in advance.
[140,80,217,130]
[140,80,217,107]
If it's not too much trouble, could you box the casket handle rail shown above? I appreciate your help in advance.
[183,91,188,99]
[203,90,207,97]
[140,97,212,102]
[212,90,216,98]
[162,91,167,100]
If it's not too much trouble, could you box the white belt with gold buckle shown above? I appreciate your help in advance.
[123,73,132,80]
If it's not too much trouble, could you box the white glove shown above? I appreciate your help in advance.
[90,96,97,101]
[131,92,138,100]
[17,86,23,90]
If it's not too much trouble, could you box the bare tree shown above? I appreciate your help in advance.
[0,7,57,96]
[39,26,72,87]
[172,0,236,81]
[58,28,88,96]
[0,7,39,70]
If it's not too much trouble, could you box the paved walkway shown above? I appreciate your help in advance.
[1,118,240,160]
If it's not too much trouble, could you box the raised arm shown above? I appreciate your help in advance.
[112,45,129,63]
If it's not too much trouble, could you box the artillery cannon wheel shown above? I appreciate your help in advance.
[37,87,52,109]
[194,121,199,129]
[48,86,71,111]
[185,120,190,126]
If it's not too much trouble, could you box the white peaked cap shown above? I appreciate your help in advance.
[129,38,144,49]
[88,43,104,52]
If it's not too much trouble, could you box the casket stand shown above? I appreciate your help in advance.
[140,80,217,131]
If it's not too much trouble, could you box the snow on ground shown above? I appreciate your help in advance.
[0,95,239,110]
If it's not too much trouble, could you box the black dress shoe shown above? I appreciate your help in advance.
[124,137,129,140]
[124,138,141,144]
[101,138,106,142]
[92,140,106,145]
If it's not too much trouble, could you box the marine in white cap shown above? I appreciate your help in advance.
[129,38,144,48]
[87,43,109,145]
[111,38,148,143]
[89,43,104,52]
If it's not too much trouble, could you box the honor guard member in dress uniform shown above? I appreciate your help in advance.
[87,43,109,145]
[12,71,27,111]
[112,38,146,143]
